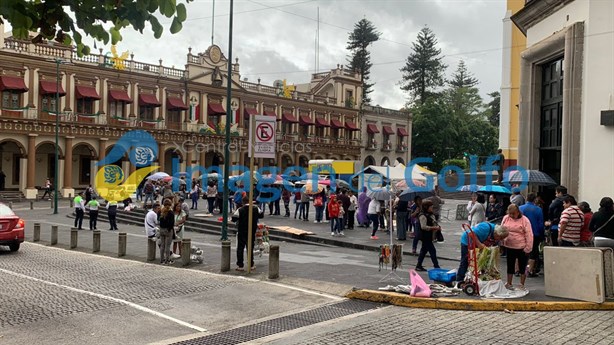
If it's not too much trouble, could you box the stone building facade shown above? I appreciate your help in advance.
[361,105,412,167]
[0,29,372,198]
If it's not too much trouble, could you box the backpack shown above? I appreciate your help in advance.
[314,196,323,207]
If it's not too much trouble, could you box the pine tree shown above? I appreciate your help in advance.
[448,60,478,88]
[400,26,447,105]
[347,18,381,105]
[485,91,501,127]
[446,60,482,119]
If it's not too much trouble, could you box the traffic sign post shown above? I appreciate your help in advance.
[246,115,276,274]
[249,115,276,159]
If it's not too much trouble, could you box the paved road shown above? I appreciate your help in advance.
[2,244,612,345]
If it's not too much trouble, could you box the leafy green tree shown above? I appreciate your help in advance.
[0,0,191,56]
[484,91,501,127]
[347,18,381,105]
[400,26,447,105]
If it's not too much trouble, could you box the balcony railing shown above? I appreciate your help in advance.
[240,80,336,105]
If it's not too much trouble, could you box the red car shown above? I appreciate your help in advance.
[0,203,25,252]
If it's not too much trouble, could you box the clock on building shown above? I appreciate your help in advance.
[210,45,221,63]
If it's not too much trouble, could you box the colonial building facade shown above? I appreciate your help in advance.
[361,105,411,167]
[0,27,410,199]
[511,0,614,205]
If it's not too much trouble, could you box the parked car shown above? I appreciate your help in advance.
[0,203,25,252]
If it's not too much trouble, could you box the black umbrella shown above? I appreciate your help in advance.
[507,170,557,186]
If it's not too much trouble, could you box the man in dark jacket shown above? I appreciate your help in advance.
[546,185,568,246]
[232,195,263,271]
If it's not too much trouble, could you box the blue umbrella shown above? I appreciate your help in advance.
[478,185,512,195]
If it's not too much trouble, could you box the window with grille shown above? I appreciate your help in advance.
[41,95,57,112]
[109,100,124,118]
[1,91,20,109]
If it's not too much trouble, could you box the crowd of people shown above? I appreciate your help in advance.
[454,185,614,291]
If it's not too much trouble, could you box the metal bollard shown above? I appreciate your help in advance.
[268,245,280,279]
[118,232,127,257]
[30,201,34,210]
[147,237,157,261]
[50,225,58,245]
[8,201,12,210]
[181,238,191,267]
[93,231,101,253]
[70,227,78,249]
[221,240,231,272]
[33,223,41,242]
[69,193,73,208]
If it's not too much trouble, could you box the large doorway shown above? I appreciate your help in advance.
[539,57,564,203]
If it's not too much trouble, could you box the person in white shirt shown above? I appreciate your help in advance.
[145,203,161,238]
[469,194,487,227]
[368,198,381,240]
[347,191,358,229]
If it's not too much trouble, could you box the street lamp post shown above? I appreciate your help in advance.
[220,0,234,241]
[53,59,60,215]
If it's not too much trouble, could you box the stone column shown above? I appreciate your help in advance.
[200,93,208,125]
[62,136,74,197]
[199,150,206,170]
[98,138,108,162]
[185,144,193,177]
[158,142,166,173]
[63,72,72,112]
[25,134,38,199]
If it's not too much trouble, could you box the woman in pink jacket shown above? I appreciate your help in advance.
[501,203,533,290]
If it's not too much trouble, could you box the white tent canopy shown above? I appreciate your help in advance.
[359,165,426,182]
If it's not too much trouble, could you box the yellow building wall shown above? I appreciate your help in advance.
[505,0,526,164]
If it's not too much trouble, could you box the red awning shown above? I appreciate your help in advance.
[282,112,298,123]
[366,123,379,134]
[167,97,188,110]
[39,80,66,96]
[139,93,161,107]
[208,103,226,115]
[264,110,277,117]
[330,119,344,129]
[0,76,28,93]
[75,85,101,100]
[382,125,394,135]
[345,121,359,131]
[108,90,133,103]
[397,127,409,136]
[299,115,314,125]
[315,117,329,127]
[244,107,258,118]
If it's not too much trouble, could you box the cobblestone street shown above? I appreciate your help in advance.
[2,241,614,345]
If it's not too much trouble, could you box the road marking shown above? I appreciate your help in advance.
[23,241,344,303]
[0,267,208,333]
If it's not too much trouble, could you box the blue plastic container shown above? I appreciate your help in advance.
[427,268,457,283]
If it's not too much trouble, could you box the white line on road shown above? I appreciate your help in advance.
[0,267,208,333]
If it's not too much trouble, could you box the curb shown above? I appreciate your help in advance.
[346,289,614,311]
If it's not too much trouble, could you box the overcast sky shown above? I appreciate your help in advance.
[7,0,507,109]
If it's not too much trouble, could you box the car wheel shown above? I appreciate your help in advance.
[9,243,20,252]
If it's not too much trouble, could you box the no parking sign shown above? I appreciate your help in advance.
[249,115,276,158]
